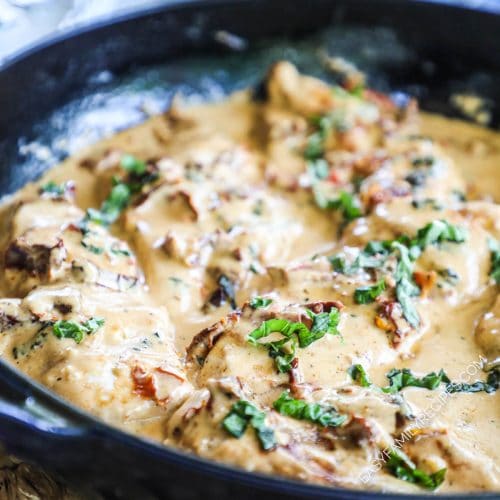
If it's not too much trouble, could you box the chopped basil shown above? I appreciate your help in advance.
[354,280,386,304]
[386,450,446,490]
[348,364,372,387]
[222,400,276,451]
[313,188,362,221]
[437,268,460,285]
[273,391,347,428]
[302,308,341,347]
[349,365,499,395]
[248,319,305,373]
[249,296,273,309]
[52,318,105,344]
[446,368,499,394]
[86,183,131,226]
[488,238,500,284]
[340,221,465,329]
[307,158,329,181]
[80,234,105,255]
[40,181,66,196]
[414,220,467,249]
[304,113,360,222]
[330,248,386,275]
[248,309,341,372]
[304,112,347,161]
[85,154,156,226]
[382,368,450,393]
[110,247,132,257]
[411,198,442,210]
[411,156,434,167]
[120,154,147,175]
[392,242,421,327]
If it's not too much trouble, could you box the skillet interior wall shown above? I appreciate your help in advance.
[0,0,499,198]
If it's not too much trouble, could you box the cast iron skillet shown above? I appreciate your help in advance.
[0,1,499,498]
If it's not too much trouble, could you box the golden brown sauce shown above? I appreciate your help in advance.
[0,62,498,493]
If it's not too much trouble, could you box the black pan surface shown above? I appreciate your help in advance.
[0,1,498,498]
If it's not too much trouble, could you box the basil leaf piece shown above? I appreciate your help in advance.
[386,450,446,490]
[121,154,147,175]
[86,183,131,226]
[348,364,372,387]
[249,296,273,309]
[52,318,105,344]
[307,159,329,181]
[85,154,157,226]
[414,220,467,248]
[329,251,384,275]
[248,309,341,373]
[445,368,499,394]
[273,391,347,428]
[314,188,362,221]
[392,242,421,327]
[248,318,304,373]
[382,368,450,394]
[354,280,386,304]
[222,400,276,451]
[40,181,66,196]
[350,365,499,396]
[488,238,500,284]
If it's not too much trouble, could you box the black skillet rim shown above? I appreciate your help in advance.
[0,0,498,498]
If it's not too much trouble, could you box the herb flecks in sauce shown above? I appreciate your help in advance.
[248,307,341,372]
[53,318,105,344]
[273,391,347,428]
[386,449,446,490]
[222,400,276,451]
[349,365,499,395]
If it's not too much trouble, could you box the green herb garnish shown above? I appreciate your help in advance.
[86,183,131,226]
[413,220,467,249]
[313,188,362,221]
[85,154,156,226]
[382,368,450,393]
[121,154,147,175]
[354,280,386,304]
[248,308,341,372]
[446,368,499,394]
[488,238,500,284]
[349,365,499,395]
[249,296,273,309]
[40,181,67,197]
[273,391,347,428]
[392,242,421,327]
[52,318,105,344]
[386,449,446,490]
[302,308,341,347]
[222,400,276,451]
[347,364,372,387]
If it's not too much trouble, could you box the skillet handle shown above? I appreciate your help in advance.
[0,360,88,455]
[0,395,85,437]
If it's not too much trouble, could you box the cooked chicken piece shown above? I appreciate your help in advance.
[401,429,499,491]
[165,376,412,491]
[0,284,191,439]
[0,183,144,296]
[124,174,337,338]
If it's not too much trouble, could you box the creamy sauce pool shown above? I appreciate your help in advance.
[0,62,498,493]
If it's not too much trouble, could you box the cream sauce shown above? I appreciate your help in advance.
[0,61,498,493]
